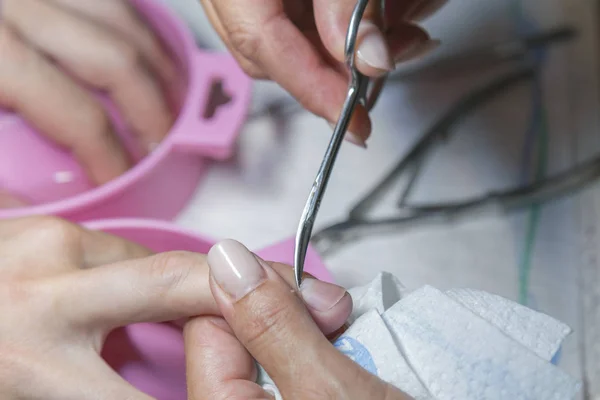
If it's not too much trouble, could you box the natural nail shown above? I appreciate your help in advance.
[207,239,267,301]
[328,122,367,148]
[346,132,368,148]
[357,22,393,72]
[395,39,441,64]
[301,278,348,312]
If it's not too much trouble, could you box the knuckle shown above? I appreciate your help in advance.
[227,25,261,60]
[13,216,81,247]
[20,217,80,247]
[146,251,200,293]
[243,299,294,351]
[240,62,266,80]
[0,281,32,305]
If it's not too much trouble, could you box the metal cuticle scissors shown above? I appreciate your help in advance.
[293,0,387,288]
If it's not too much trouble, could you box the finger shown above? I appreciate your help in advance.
[387,23,435,65]
[48,0,177,86]
[53,251,215,330]
[199,0,267,79]
[210,0,372,144]
[173,261,347,336]
[206,240,385,398]
[4,0,173,149]
[314,0,438,75]
[185,316,270,400]
[57,247,348,337]
[0,217,151,276]
[314,0,390,76]
[263,261,350,335]
[0,25,129,184]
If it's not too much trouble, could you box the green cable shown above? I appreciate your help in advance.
[518,99,550,305]
[510,0,551,306]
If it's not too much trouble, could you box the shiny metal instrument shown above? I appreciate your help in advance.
[293,0,387,288]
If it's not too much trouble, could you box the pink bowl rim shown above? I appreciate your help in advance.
[0,0,215,219]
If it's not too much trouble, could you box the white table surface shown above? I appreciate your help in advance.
[159,0,600,391]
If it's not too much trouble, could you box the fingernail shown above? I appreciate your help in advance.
[207,239,267,301]
[346,132,368,148]
[300,278,347,312]
[356,22,393,72]
[262,384,278,399]
[395,39,441,64]
[328,122,367,148]
[406,0,448,22]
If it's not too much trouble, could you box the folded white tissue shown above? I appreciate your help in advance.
[258,273,581,399]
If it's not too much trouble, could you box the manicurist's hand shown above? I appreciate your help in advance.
[199,0,444,147]
[185,239,412,399]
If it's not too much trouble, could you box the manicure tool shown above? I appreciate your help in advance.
[293,0,387,288]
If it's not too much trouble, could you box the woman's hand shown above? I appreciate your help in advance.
[0,216,215,399]
[0,0,175,185]
[185,239,410,400]
[199,0,444,147]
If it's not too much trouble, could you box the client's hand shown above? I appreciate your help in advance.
[185,239,411,400]
[0,218,355,399]
[0,216,210,399]
[0,0,175,185]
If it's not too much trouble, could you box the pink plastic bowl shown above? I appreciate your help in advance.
[83,218,332,400]
[0,0,251,221]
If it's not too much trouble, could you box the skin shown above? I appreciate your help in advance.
[0,0,440,208]
[186,247,415,399]
[0,0,175,187]
[198,0,435,143]
[0,216,353,399]
[0,1,446,396]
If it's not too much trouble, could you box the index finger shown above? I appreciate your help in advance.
[210,0,372,143]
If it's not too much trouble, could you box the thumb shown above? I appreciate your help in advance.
[314,0,437,76]
[206,240,396,399]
